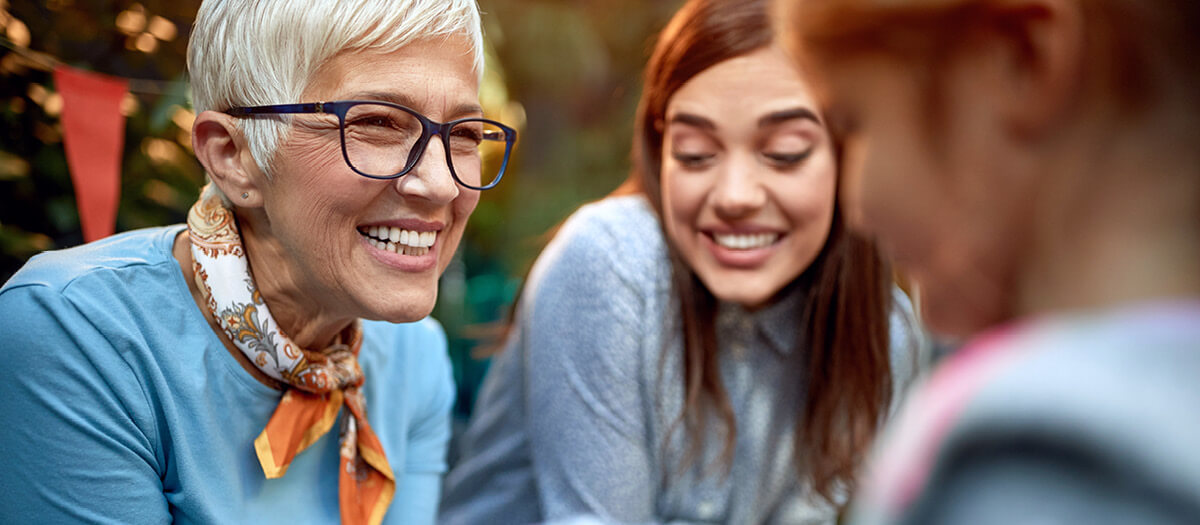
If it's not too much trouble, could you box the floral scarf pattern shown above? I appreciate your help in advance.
[188,186,394,525]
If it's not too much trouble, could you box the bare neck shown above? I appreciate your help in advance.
[236,210,354,350]
[1017,113,1200,318]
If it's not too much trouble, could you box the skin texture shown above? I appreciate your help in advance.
[187,36,481,350]
[660,45,836,309]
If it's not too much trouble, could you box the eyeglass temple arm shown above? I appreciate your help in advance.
[223,102,330,116]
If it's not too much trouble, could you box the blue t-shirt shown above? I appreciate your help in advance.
[0,225,455,524]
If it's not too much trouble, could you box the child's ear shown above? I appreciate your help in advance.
[991,0,1085,139]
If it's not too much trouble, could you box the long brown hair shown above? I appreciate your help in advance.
[614,0,894,506]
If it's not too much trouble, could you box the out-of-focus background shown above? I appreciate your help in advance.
[0,0,679,420]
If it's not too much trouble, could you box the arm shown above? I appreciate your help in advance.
[0,285,169,524]
[521,217,659,522]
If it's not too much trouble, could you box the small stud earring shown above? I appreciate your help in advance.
[241,192,249,200]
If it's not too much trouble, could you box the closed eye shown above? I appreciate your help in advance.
[347,115,403,130]
[672,152,716,169]
[763,149,813,168]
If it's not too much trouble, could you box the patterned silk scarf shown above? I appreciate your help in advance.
[187,186,395,525]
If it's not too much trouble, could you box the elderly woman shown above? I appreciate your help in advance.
[778,0,1200,523]
[0,0,514,523]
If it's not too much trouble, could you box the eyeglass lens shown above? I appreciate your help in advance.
[342,103,510,188]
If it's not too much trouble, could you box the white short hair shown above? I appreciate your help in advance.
[188,0,484,184]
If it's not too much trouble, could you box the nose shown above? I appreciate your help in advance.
[711,153,766,219]
[395,134,460,204]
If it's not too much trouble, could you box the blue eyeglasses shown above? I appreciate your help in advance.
[224,100,516,190]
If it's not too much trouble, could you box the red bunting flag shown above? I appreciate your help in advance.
[54,65,128,242]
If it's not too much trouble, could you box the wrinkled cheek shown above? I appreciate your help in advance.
[440,193,480,269]
[287,135,345,175]
[307,200,355,269]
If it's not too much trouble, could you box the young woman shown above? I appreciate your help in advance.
[440,0,922,522]
[779,0,1200,523]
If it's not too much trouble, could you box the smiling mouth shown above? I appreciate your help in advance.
[711,232,781,250]
[358,225,438,256]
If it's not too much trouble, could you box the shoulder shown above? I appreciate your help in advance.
[863,304,1200,522]
[959,306,1200,446]
[0,226,189,356]
[0,233,185,482]
[567,193,660,231]
[959,307,1200,474]
[536,195,669,291]
[3,226,183,296]
[520,195,670,339]
[515,196,669,418]
[544,195,667,273]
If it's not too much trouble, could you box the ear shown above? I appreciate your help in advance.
[192,110,265,207]
[991,0,1086,139]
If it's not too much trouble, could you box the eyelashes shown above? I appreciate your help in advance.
[669,149,815,170]
[671,152,716,168]
[762,149,813,168]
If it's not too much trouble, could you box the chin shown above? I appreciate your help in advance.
[364,291,437,324]
[706,281,772,309]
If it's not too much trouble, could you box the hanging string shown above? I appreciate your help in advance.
[0,36,185,95]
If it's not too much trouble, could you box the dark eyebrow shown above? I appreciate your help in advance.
[758,107,822,128]
[346,91,484,118]
[667,112,717,131]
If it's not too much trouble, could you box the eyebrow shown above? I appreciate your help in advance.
[758,107,822,128]
[346,91,484,118]
[668,107,822,132]
[667,112,717,131]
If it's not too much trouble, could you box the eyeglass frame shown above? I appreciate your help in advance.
[222,100,516,190]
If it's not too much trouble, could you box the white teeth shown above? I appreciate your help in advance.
[714,232,778,250]
[359,225,438,254]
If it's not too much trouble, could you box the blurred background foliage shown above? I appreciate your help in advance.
[0,0,680,418]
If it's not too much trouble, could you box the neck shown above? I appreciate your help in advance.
[1017,111,1200,317]
[238,209,354,350]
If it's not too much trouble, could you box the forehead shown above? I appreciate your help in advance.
[666,46,820,121]
[302,35,480,114]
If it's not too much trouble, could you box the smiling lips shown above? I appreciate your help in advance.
[359,225,438,256]
[704,230,783,268]
[712,232,779,250]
